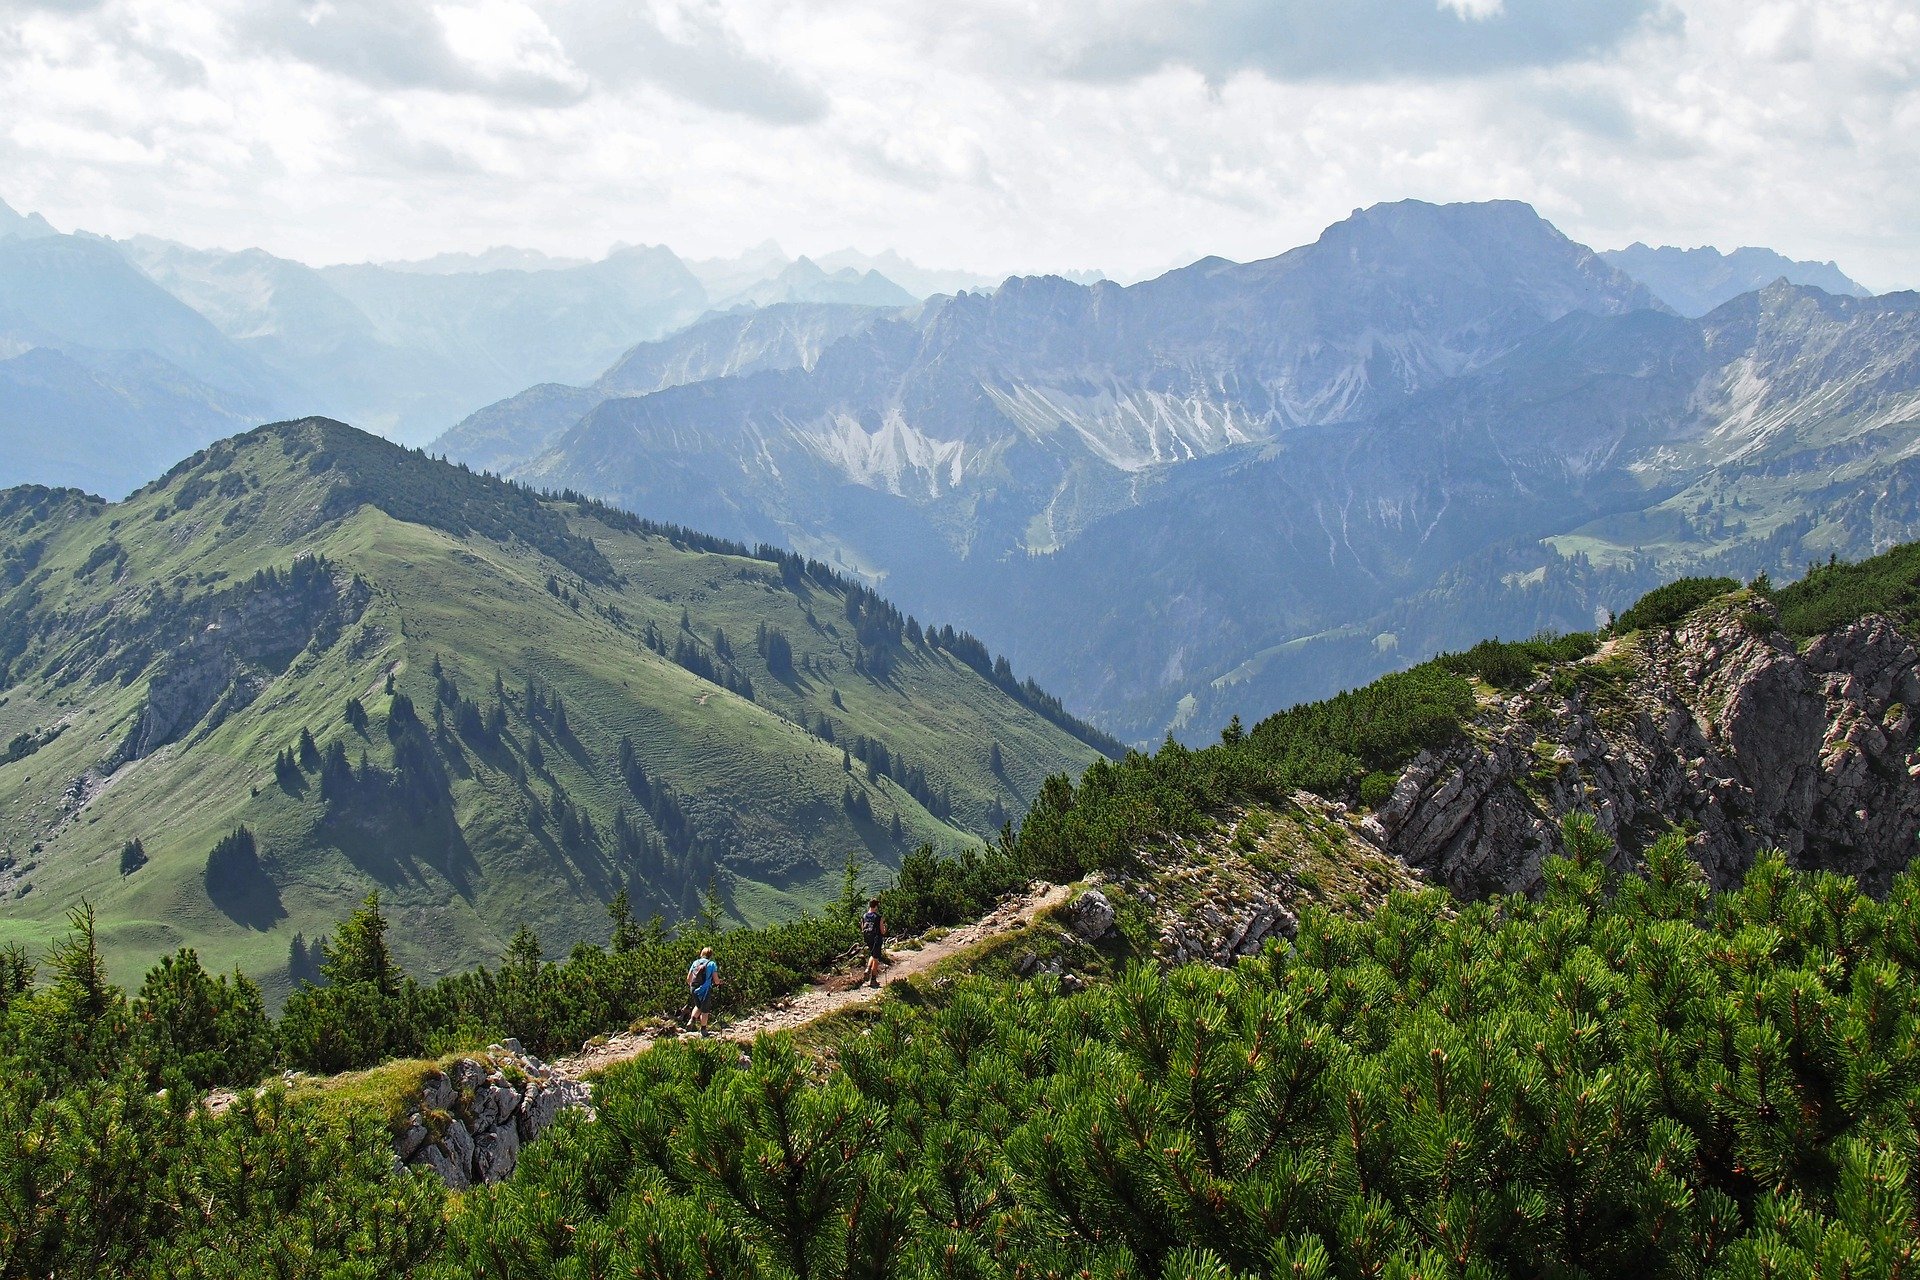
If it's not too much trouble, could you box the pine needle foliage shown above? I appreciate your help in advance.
[424,822,1920,1280]
[0,822,1918,1275]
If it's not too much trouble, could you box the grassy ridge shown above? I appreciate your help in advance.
[0,419,1105,995]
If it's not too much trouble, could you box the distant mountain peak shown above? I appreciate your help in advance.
[0,197,59,241]
[1600,242,1870,317]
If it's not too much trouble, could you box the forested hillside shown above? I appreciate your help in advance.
[0,418,1110,994]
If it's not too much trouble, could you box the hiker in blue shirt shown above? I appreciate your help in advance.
[685,946,720,1036]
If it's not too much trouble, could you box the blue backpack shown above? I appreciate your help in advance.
[861,908,882,940]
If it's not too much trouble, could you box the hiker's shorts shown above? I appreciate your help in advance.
[864,933,884,961]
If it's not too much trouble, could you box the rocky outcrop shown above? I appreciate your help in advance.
[1372,602,1920,897]
[1117,799,1418,966]
[121,564,368,761]
[396,1041,593,1189]
[1063,889,1116,942]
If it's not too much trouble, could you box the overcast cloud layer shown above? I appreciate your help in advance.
[1,0,1915,288]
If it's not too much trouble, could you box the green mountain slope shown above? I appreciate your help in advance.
[0,418,1109,995]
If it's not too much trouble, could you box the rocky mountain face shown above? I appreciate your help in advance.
[1602,242,1870,316]
[518,200,1656,562]
[486,202,1861,740]
[1372,598,1920,898]
[488,206,1917,746]
[435,302,892,475]
[1094,596,1920,974]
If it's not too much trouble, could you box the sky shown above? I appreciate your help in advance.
[1,0,1916,289]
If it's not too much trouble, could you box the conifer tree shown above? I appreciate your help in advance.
[504,925,543,974]
[607,889,646,954]
[322,891,397,996]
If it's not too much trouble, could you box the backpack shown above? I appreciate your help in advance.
[860,908,882,940]
[688,957,715,994]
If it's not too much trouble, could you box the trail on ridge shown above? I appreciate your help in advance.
[555,881,1071,1077]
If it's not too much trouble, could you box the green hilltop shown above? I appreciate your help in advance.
[0,418,1112,996]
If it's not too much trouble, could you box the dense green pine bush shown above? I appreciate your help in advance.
[1,822,1918,1275]
[1435,631,1600,688]
[419,821,1920,1280]
[1772,543,1920,639]
[1614,576,1741,633]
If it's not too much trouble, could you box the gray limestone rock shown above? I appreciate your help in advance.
[1065,890,1116,942]
[475,1123,521,1182]
[1373,604,1920,898]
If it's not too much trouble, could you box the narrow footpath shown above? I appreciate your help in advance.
[205,880,1072,1116]
[555,880,1071,1076]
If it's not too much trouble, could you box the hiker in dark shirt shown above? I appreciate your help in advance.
[860,898,887,988]
[685,946,720,1036]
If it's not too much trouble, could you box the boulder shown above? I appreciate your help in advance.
[478,1080,519,1130]
[394,1117,429,1162]
[1065,890,1116,942]
[422,1119,475,1190]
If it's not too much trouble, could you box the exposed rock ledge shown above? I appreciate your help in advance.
[395,1041,593,1188]
[1372,601,1920,898]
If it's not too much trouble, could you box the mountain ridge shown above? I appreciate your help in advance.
[501,199,1671,736]
[0,417,1107,993]
[491,214,1920,745]
[1601,240,1871,316]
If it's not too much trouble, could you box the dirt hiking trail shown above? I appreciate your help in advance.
[557,880,1071,1077]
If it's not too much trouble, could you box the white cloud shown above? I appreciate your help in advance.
[0,0,1914,289]
[1438,0,1507,19]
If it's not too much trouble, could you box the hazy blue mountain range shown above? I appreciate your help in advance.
[453,199,1914,744]
[377,246,593,274]
[710,256,917,310]
[687,241,1000,302]
[0,346,261,499]
[436,302,895,475]
[119,236,713,444]
[1601,242,1870,316]
[0,197,57,241]
[0,195,956,491]
[0,227,293,494]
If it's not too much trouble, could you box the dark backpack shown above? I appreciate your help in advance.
[860,908,881,939]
